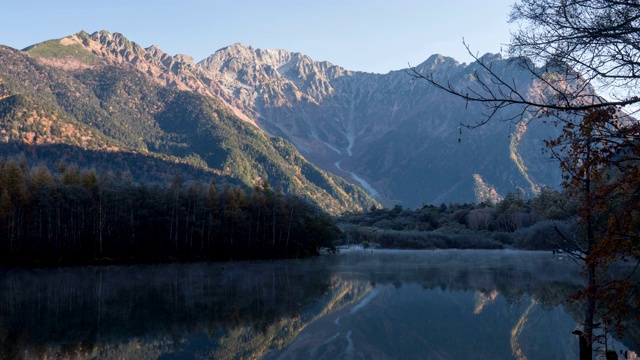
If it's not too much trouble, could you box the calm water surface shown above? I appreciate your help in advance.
[0,249,637,359]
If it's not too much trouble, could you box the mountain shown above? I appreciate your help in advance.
[5,30,566,210]
[197,46,564,207]
[0,32,377,214]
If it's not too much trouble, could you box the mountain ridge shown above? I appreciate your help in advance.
[0,34,377,214]
[194,42,563,206]
[13,30,566,207]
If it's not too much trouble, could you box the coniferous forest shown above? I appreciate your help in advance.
[0,156,339,266]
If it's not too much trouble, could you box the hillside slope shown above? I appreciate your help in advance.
[198,46,564,207]
[12,30,569,208]
[0,39,376,214]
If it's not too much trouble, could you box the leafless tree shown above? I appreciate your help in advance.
[467,207,495,230]
[409,0,640,129]
[409,1,640,358]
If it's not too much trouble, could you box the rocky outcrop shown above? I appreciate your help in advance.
[31,31,257,127]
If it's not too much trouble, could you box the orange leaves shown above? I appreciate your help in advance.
[546,106,640,338]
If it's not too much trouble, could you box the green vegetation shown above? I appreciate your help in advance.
[24,38,98,65]
[0,46,375,214]
[339,186,578,250]
[0,157,339,266]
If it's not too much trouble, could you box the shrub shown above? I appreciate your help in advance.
[512,220,578,250]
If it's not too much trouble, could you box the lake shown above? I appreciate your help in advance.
[0,249,637,359]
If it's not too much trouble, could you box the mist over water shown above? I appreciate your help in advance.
[0,250,635,359]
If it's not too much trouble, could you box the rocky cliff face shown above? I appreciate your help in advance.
[28,30,257,126]
[23,31,565,207]
[197,46,563,207]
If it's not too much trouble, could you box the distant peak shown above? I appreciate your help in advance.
[222,42,252,51]
[412,54,460,72]
[478,53,503,62]
[88,30,137,52]
[146,44,163,52]
[94,30,111,37]
[89,30,132,43]
[427,54,458,64]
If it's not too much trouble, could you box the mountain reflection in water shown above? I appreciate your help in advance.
[0,250,636,359]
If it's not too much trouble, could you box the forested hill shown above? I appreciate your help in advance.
[0,42,376,214]
[0,157,340,266]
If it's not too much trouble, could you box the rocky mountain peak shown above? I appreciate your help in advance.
[28,30,256,127]
[200,44,288,72]
[145,44,163,56]
[15,31,567,206]
[29,30,218,97]
[82,30,145,63]
[194,46,566,206]
[479,53,503,62]
[174,54,195,67]
[200,44,348,79]
[197,44,351,113]
[411,54,461,74]
[143,45,195,75]
[91,31,142,54]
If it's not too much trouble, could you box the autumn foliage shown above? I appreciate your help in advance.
[546,108,640,342]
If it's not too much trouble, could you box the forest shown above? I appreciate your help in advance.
[339,186,579,251]
[0,154,584,267]
[0,156,339,266]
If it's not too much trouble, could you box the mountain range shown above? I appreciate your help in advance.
[0,30,565,210]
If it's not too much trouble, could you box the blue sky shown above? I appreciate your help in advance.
[1,0,515,73]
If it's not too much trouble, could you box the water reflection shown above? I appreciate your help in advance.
[261,250,584,360]
[0,259,346,359]
[0,250,636,359]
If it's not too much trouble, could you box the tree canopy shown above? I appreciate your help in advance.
[0,157,340,266]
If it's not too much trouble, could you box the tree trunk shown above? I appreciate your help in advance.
[582,134,595,360]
